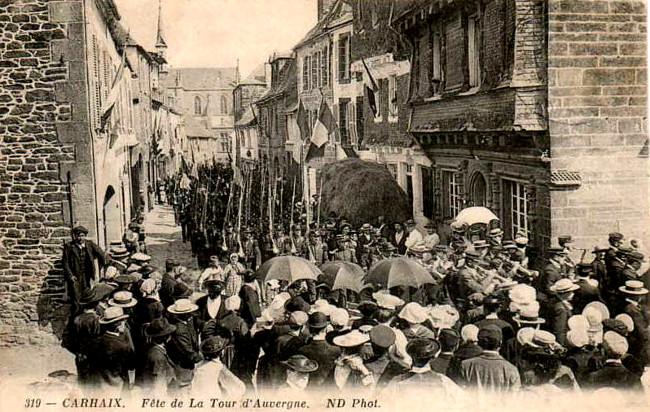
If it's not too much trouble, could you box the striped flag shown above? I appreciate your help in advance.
[310,99,336,148]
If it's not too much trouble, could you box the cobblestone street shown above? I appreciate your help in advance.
[145,205,196,271]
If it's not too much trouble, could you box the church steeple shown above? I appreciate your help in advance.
[155,0,167,57]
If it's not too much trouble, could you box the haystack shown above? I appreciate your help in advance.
[320,159,411,226]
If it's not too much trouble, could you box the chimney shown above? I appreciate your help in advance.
[317,0,335,21]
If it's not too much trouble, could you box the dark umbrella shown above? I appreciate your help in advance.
[320,261,365,293]
[257,256,322,284]
[363,257,435,289]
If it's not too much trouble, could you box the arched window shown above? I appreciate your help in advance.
[220,95,228,115]
[194,96,201,115]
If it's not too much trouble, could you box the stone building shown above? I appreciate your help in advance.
[234,64,269,173]
[393,0,648,258]
[254,52,297,181]
[162,67,237,164]
[347,0,433,227]
[294,0,355,201]
[0,0,175,346]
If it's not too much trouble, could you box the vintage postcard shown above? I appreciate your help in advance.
[0,0,648,411]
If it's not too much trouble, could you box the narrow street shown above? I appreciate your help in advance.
[144,204,206,293]
[144,204,199,276]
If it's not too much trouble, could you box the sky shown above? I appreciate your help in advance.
[114,0,317,77]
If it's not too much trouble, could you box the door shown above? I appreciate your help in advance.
[470,172,487,207]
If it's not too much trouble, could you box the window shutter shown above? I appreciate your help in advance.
[347,102,357,145]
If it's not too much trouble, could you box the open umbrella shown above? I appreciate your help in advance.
[363,258,434,289]
[257,256,322,284]
[320,261,365,293]
[453,207,499,226]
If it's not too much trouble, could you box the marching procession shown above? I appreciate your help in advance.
[58,163,650,401]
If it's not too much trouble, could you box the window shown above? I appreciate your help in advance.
[312,52,319,90]
[322,46,329,87]
[338,33,351,82]
[220,133,229,152]
[355,96,364,144]
[302,56,310,91]
[503,179,529,237]
[220,95,228,115]
[91,35,101,128]
[468,15,481,88]
[338,99,349,145]
[194,96,202,115]
[432,30,442,82]
[388,76,398,122]
[422,167,434,219]
[442,170,461,218]
[246,129,252,147]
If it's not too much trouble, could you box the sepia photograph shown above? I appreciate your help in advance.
[0,0,648,411]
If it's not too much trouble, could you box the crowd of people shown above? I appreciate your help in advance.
[60,198,650,401]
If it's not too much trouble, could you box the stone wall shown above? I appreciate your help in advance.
[547,0,649,249]
[0,0,89,346]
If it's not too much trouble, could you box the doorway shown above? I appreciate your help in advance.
[470,172,487,207]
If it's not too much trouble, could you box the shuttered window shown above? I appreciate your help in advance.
[338,33,350,82]
[468,15,481,88]
[302,56,309,91]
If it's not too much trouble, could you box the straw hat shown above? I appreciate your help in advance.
[549,278,579,294]
[108,291,137,308]
[99,306,129,324]
[513,305,545,325]
[167,299,198,314]
[619,280,648,295]
[333,330,370,347]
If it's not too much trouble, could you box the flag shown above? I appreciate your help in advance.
[297,99,310,140]
[179,173,190,189]
[232,162,243,187]
[100,48,126,131]
[362,58,379,118]
[310,99,336,148]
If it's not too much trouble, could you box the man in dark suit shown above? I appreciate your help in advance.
[140,318,177,392]
[431,328,459,375]
[160,258,180,308]
[618,281,650,368]
[446,324,483,383]
[62,226,108,314]
[546,278,579,347]
[573,263,602,313]
[587,331,642,390]
[195,280,227,332]
[475,296,515,342]
[239,271,262,327]
[298,312,341,388]
[390,338,460,392]
[604,247,630,307]
[87,306,135,391]
[535,247,567,307]
[356,224,374,269]
[389,223,407,255]
[166,299,203,388]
